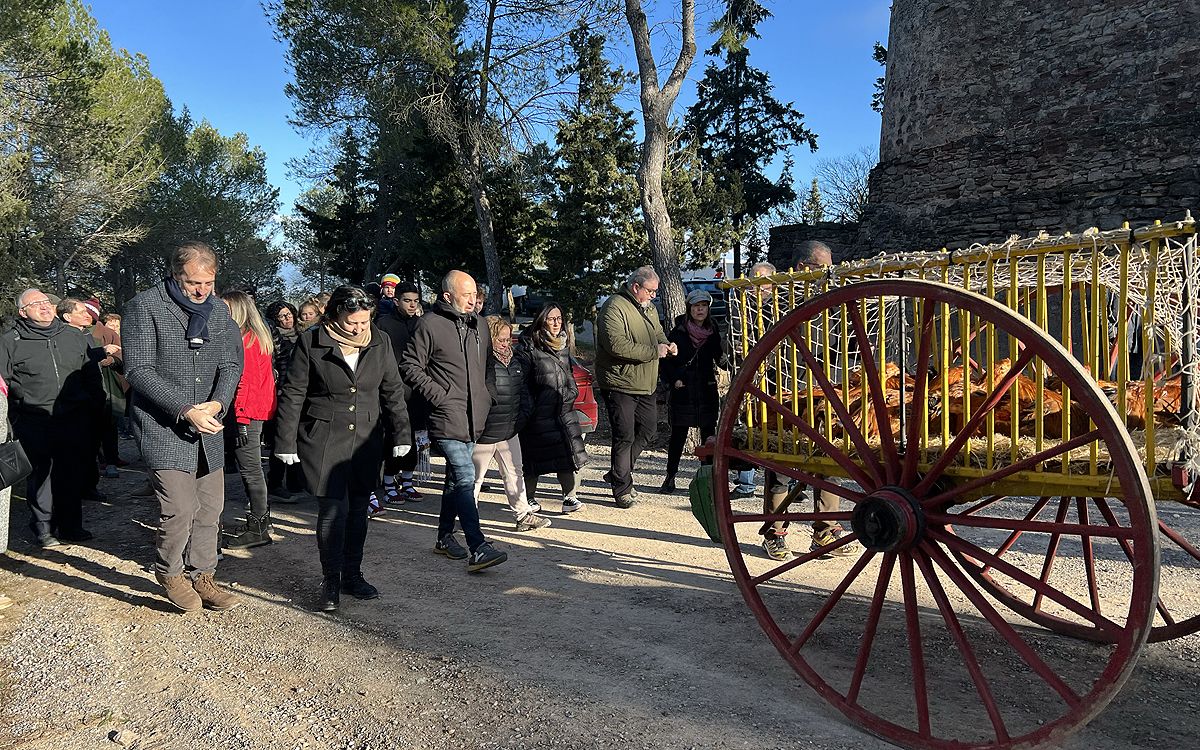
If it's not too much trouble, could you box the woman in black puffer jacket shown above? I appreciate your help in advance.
[660,289,729,493]
[265,300,303,501]
[517,303,589,514]
[470,317,550,531]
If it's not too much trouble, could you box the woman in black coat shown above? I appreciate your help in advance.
[471,316,549,531]
[660,289,729,493]
[265,300,303,501]
[274,286,410,612]
[517,303,589,513]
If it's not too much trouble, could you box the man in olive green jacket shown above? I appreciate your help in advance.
[595,266,676,508]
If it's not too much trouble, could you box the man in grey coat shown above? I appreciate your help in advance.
[123,242,244,612]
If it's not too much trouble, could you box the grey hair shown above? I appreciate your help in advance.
[626,265,658,288]
[750,261,776,276]
[15,288,40,308]
[170,241,218,277]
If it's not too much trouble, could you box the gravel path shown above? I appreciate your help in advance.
[0,437,1197,750]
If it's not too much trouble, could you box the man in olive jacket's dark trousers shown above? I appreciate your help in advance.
[124,243,244,613]
[398,271,507,572]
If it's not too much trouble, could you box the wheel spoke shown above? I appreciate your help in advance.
[1031,499,1071,612]
[788,329,885,488]
[1159,518,1200,562]
[899,554,931,738]
[847,553,897,704]
[958,494,1005,517]
[1093,498,1174,626]
[790,550,878,653]
[923,430,1102,508]
[749,530,865,587]
[914,347,1038,496]
[930,527,1123,637]
[726,447,866,504]
[733,511,855,525]
[927,512,1136,540]
[922,541,1082,707]
[847,302,900,484]
[1077,498,1102,616]
[902,299,936,487]
[912,548,1011,743]
[971,497,1053,575]
[746,383,875,490]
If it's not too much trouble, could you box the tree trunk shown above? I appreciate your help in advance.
[461,144,505,315]
[624,0,696,327]
[638,117,686,324]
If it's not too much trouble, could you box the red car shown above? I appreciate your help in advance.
[571,358,598,435]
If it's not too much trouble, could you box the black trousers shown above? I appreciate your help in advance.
[316,490,369,577]
[665,421,716,479]
[15,412,89,538]
[600,390,657,499]
[231,420,269,517]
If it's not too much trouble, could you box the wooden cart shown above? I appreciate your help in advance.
[710,215,1199,749]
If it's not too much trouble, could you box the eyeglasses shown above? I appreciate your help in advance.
[545,315,563,323]
[636,283,659,297]
[19,299,52,310]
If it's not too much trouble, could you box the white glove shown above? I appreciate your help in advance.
[393,445,411,457]
[276,453,300,465]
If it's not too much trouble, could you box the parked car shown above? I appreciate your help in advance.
[571,357,597,435]
[521,288,553,316]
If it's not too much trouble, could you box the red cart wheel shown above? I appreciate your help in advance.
[714,279,1158,750]
[952,500,1200,643]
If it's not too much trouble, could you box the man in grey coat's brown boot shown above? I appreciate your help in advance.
[124,241,244,613]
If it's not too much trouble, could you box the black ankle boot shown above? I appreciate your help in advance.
[317,574,340,612]
[659,474,677,494]
[342,572,379,600]
[224,513,272,549]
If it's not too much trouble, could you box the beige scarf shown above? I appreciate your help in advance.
[323,321,371,357]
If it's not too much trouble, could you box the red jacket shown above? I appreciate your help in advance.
[234,331,277,424]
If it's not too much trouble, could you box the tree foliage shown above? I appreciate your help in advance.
[683,0,817,276]
[800,178,825,225]
[814,147,877,224]
[871,42,887,114]
[542,26,644,325]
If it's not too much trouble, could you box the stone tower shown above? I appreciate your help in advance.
[855,0,1200,255]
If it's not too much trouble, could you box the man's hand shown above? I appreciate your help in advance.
[184,407,224,435]
[102,344,120,356]
[235,423,250,448]
[393,445,411,458]
[667,342,679,356]
[276,453,300,465]
[657,343,672,358]
[195,401,222,417]
[674,380,684,389]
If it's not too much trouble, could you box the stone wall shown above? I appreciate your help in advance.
[848,0,1200,258]
[767,221,860,268]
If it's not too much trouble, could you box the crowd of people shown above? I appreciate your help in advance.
[0,239,858,613]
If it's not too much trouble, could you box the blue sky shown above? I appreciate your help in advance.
[87,0,892,214]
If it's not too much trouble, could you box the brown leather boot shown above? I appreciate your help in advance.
[155,572,202,613]
[191,572,239,611]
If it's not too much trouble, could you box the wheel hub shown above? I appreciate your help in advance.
[851,487,926,552]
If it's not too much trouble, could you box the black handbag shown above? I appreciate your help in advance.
[0,422,31,492]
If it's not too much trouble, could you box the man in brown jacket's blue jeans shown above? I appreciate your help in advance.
[594,265,675,509]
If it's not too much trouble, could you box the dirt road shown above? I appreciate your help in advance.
[0,439,1197,750]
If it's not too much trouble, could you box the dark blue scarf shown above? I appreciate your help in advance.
[165,277,214,349]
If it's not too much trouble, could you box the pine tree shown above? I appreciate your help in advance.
[684,0,817,277]
[545,25,645,325]
[800,178,825,225]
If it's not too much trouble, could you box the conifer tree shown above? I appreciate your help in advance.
[546,26,645,325]
[684,0,817,277]
[800,178,825,225]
